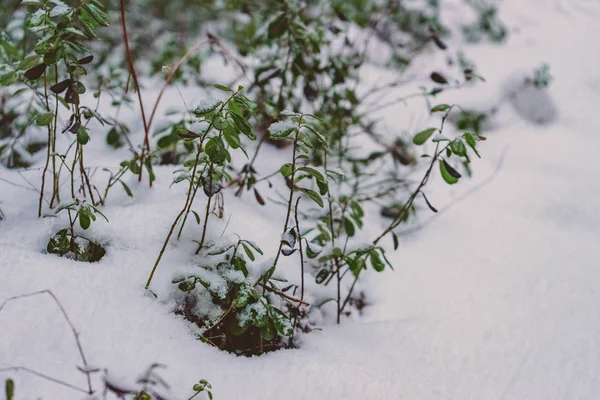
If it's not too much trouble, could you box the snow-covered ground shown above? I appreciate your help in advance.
[2,0,600,399]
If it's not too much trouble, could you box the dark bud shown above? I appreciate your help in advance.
[24,63,46,80]
[281,284,295,293]
[442,159,462,179]
[65,87,79,104]
[430,72,448,84]
[50,79,72,94]
[203,178,223,197]
[178,130,200,139]
[253,188,265,206]
[328,24,342,34]
[432,36,447,50]
[304,83,317,102]
[464,68,474,81]
[281,247,297,256]
[77,55,94,65]
[65,114,81,134]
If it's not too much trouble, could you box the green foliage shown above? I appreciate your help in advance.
[0,0,502,357]
[530,63,553,89]
[172,238,296,356]
[5,378,14,400]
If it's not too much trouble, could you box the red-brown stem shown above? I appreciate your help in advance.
[119,0,150,184]
[146,39,210,133]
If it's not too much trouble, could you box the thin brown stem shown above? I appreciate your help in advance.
[39,71,52,217]
[0,290,93,394]
[259,283,310,306]
[119,0,150,184]
[0,366,89,394]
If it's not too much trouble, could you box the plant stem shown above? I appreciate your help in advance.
[51,64,60,208]
[373,108,455,245]
[119,0,150,185]
[39,71,52,217]
[146,92,238,289]
[177,163,207,239]
[263,116,303,282]
[195,163,214,254]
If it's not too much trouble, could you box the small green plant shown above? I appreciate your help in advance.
[173,237,301,355]
[530,63,553,89]
[463,1,508,43]
[45,200,108,262]
[5,378,14,400]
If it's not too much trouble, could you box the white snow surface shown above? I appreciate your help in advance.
[2,0,600,398]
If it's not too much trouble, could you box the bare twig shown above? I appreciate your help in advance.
[146,39,210,134]
[0,290,93,394]
[119,0,150,184]
[396,146,508,237]
[259,283,310,306]
[0,366,89,394]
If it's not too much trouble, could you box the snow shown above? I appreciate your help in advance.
[2,0,600,399]
[267,120,296,135]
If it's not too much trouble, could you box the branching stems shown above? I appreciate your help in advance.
[0,290,93,394]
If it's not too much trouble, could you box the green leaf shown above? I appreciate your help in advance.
[79,210,91,230]
[412,128,436,145]
[205,137,228,165]
[5,378,14,400]
[370,250,385,272]
[296,166,325,182]
[242,240,263,255]
[431,104,451,112]
[50,2,72,17]
[47,229,70,255]
[0,70,16,86]
[463,132,480,158]
[213,83,232,92]
[157,133,179,148]
[269,306,293,336]
[86,3,110,26]
[298,187,324,207]
[71,81,86,94]
[260,323,276,341]
[230,112,256,140]
[343,217,355,237]
[18,54,42,71]
[349,257,366,276]
[439,159,460,184]
[450,138,467,157]
[78,8,99,38]
[192,210,201,224]
[213,115,228,130]
[241,243,255,261]
[316,178,328,196]
[119,180,133,197]
[178,280,196,292]
[233,285,252,308]
[392,232,399,250]
[36,112,54,126]
[279,163,293,178]
[77,126,90,145]
[223,126,241,149]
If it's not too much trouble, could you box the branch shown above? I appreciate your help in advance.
[259,284,310,306]
[0,366,89,394]
[396,146,508,237]
[0,290,93,394]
